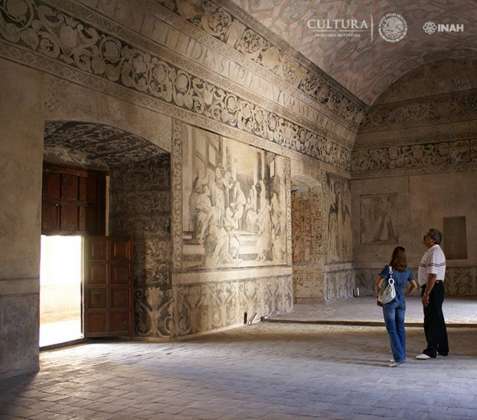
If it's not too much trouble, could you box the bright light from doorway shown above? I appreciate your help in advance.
[40,235,83,347]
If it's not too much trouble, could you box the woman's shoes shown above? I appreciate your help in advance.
[388,358,405,367]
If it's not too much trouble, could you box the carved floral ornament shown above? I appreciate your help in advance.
[157,0,365,127]
[0,0,351,170]
[352,139,477,174]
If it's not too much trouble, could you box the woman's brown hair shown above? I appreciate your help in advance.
[389,246,407,272]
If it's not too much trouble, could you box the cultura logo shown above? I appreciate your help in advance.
[378,13,408,43]
[306,18,370,38]
[423,21,464,34]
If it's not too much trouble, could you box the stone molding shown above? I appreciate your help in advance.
[0,0,352,171]
[175,266,292,285]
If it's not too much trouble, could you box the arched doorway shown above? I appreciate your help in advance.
[40,121,171,347]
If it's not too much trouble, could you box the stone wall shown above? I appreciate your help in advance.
[170,121,293,336]
[0,61,43,378]
[322,173,354,301]
[109,155,172,337]
[290,169,355,303]
[291,187,325,302]
[353,60,477,296]
[0,0,363,376]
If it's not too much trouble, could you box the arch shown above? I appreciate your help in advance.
[291,174,322,193]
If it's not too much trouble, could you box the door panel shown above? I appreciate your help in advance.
[42,201,59,233]
[61,204,79,231]
[88,263,108,285]
[87,288,107,308]
[86,313,107,334]
[84,236,132,338]
[111,289,129,307]
[109,311,129,332]
[42,164,106,235]
[46,173,61,200]
[61,174,78,201]
[89,236,109,259]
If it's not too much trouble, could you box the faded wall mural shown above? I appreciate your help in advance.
[360,194,398,245]
[326,173,352,263]
[109,155,172,337]
[182,126,288,269]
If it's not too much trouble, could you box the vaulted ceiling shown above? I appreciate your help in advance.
[232,0,477,104]
[44,121,167,168]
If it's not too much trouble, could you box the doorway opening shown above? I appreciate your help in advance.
[41,120,171,342]
[40,235,83,347]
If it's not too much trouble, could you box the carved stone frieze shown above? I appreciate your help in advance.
[355,266,477,297]
[156,0,365,129]
[0,0,352,171]
[173,274,293,336]
[171,119,184,272]
[352,138,477,177]
[360,89,477,132]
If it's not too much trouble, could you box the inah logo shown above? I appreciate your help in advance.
[378,13,407,43]
[423,21,438,34]
[423,21,464,34]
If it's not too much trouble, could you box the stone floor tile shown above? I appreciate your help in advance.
[3,324,477,420]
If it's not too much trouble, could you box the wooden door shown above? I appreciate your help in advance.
[84,236,133,337]
[42,164,106,235]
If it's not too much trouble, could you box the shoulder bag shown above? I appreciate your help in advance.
[378,266,396,305]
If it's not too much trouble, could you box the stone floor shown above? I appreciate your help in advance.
[2,323,477,419]
[268,297,477,326]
